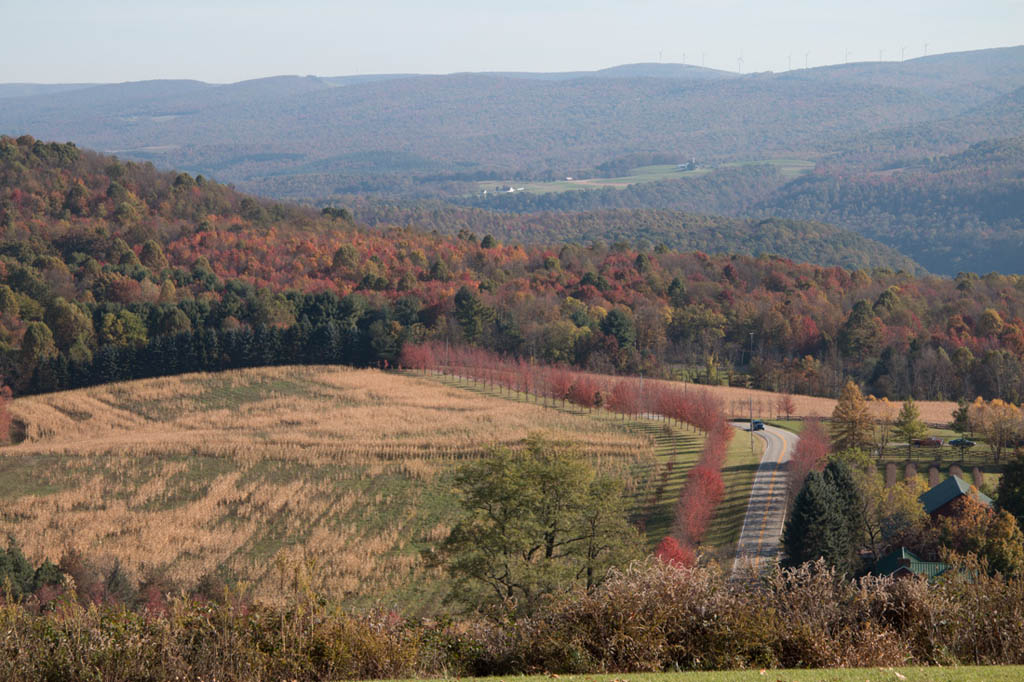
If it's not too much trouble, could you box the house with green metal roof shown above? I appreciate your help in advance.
[874,547,950,579]
[918,475,993,518]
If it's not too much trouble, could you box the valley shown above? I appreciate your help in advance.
[1,18,1024,677]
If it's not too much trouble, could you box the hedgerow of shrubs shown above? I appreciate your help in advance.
[4,556,1024,680]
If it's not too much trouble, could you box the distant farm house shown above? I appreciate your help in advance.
[918,475,994,518]
[874,547,949,580]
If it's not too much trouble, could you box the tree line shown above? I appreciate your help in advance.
[7,135,1024,405]
[402,341,735,564]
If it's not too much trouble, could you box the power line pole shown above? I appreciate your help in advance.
[749,396,754,452]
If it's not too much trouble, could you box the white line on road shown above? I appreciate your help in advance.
[731,423,798,576]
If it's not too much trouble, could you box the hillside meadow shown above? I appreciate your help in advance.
[0,365,715,610]
[697,381,957,425]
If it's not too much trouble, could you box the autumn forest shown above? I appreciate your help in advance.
[1,134,1023,405]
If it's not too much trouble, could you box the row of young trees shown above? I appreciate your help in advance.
[401,342,734,563]
[828,377,1024,465]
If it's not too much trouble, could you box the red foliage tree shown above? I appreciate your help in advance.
[786,418,830,504]
[776,393,796,419]
[549,367,574,406]
[568,374,600,411]
[399,343,435,373]
[607,379,642,418]
[655,536,696,568]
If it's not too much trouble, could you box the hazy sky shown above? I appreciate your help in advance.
[3,0,1022,82]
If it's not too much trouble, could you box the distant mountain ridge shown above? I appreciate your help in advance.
[1,46,1020,188]
[3,46,1022,274]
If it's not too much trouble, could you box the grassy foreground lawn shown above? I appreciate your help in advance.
[393,666,1024,682]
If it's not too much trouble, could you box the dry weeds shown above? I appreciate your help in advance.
[0,366,650,606]
[687,383,956,425]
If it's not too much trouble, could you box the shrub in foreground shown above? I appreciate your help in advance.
[3,557,1024,679]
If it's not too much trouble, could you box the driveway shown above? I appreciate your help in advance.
[730,423,799,576]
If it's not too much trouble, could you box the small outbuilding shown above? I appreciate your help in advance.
[874,547,949,579]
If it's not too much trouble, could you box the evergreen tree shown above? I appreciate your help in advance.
[830,380,873,452]
[998,453,1024,530]
[783,472,845,568]
[951,397,971,436]
[822,459,864,574]
[454,286,490,344]
[600,308,637,349]
[783,465,862,576]
[894,396,927,457]
[0,536,36,598]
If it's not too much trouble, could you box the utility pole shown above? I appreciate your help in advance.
[749,396,754,452]
[749,332,755,453]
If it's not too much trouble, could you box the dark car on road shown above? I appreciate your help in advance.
[949,438,976,448]
[751,419,765,431]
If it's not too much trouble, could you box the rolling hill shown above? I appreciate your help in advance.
[6,134,1024,405]
[443,138,1024,276]
[0,364,739,611]
[1,47,1021,195]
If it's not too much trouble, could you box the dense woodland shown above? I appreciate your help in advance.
[5,134,1024,403]
[351,197,920,272]
[757,137,1024,274]
[440,137,1024,276]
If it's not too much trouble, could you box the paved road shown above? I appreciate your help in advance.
[730,423,800,576]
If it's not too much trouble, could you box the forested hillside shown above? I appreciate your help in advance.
[351,200,920,273]
[5,134,1024,404]
[754,137,1024,274]
[442,138,1024,276]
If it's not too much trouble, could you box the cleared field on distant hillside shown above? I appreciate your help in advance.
[474,159,812,195]
[0,366,654,610]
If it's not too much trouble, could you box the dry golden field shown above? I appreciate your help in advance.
[688,382,957,425]
[0,366,652,609]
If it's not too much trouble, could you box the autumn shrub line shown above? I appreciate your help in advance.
[786,418,831,504]
[403,342,733,561]
[673,422,733,545]
[5,558,1024,680]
